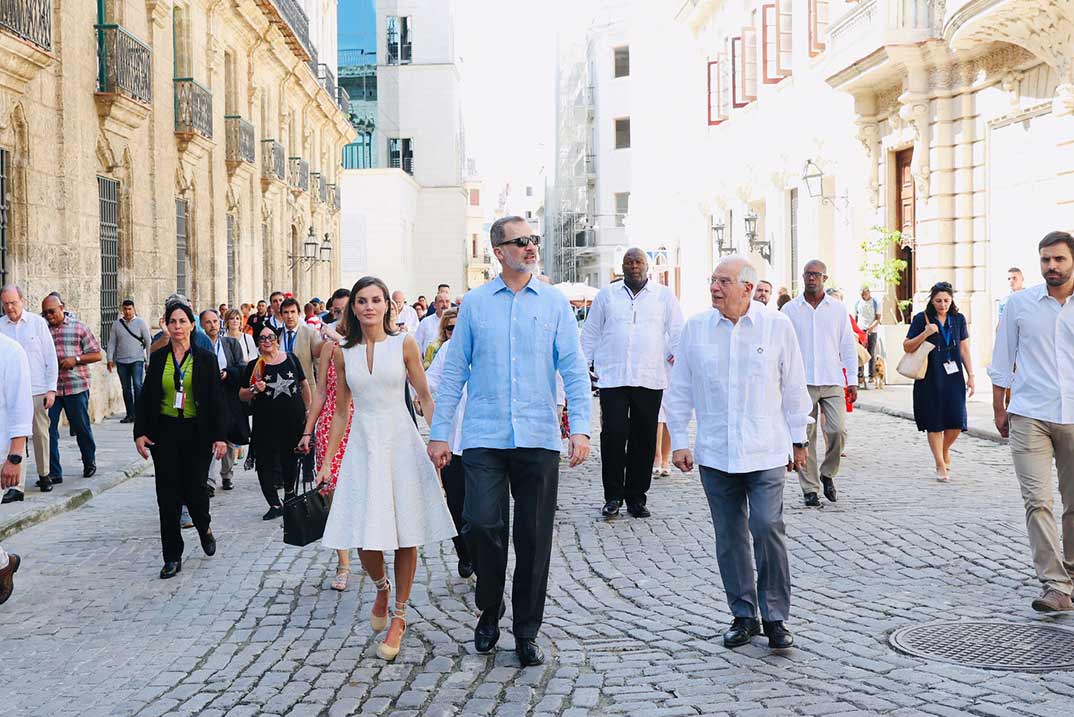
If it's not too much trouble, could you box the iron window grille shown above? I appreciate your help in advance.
[98,176,120,348]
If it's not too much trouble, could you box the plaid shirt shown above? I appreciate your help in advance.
[49,316,101,396]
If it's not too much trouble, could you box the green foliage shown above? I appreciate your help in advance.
[859,226,910,290]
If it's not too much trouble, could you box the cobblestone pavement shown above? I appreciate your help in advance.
[3,410,1074,717]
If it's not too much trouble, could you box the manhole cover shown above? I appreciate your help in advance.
[890,621,1074,671]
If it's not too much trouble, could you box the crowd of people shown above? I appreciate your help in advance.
[0,220,1072,665]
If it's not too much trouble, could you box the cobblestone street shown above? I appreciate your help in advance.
[3,409,1074,716]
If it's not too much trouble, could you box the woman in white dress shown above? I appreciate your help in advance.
[317,276,457,661]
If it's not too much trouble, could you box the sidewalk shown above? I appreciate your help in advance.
[854,383,1004,444]
[0,416,148,541]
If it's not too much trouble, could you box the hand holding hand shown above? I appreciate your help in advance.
[427,440,453,470]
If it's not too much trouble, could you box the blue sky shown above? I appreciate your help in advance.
[337,0,375,52]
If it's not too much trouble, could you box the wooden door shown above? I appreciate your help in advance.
[895,149,916,304]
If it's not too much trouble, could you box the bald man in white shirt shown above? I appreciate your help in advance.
[667,256,811,650]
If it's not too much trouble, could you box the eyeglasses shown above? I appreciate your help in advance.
[257,335,277,344]
[803,271,825,279]
[496,235,541,249]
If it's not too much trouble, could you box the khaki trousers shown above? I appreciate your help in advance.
[1009,414,1074,595]
[16,393,52,491]
[796,385,847,495]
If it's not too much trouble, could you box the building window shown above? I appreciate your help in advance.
[469,188,480,206]
[809,0,828,56]
[343,133,374,169]
[731,37,751,109]
[389,138,414,174]
[176,198,189,296]
[172,4,192,77]
[526,186,533,197]
[615,118,631,149]
[614,192,630,227]
[0,149,8,287]
[226,213,236,306]
[525,210,532,219]
[789,188,799,295]
[762,4,791,83]
[98,177,120,348]
[387,16,412,65]
[742,27,757,101]
[777,0,793,75]
[614,46,630,78]
[471,233,478,258]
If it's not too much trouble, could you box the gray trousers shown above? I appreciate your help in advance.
[797,384,847,495]
[700,465,791,622]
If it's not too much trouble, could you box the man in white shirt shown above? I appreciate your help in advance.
[581,248,684,518]
[989,231,1074,613]
[753,280,773,306]
[667,256,811,650]
[0,330,33,603]
[855,287,880,383]
[781,259,858,507]
[997,267,1024,322]
[392,291,420,334]
[0,285,58,500]
[415,294,450,355]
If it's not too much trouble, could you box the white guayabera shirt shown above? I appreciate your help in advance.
[665,302,813,474]
[781,293,859,387]
[580,281,685,390]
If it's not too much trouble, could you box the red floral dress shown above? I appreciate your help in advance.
[315,344,353,489]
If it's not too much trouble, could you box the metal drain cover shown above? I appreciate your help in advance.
[890,621,1074,671]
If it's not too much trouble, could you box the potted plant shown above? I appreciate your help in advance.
[859,226,911,323]
[897,299,914,324]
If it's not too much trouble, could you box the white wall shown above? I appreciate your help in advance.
[376,0,455,65]
[340,169,420,293]
[592,20,631,264]
[301,0,338,75]
[414,188,468,294]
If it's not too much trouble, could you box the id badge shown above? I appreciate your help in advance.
[174,390,186,410]
[943,361,959,375]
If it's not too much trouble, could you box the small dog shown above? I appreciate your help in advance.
[873,355,887,390]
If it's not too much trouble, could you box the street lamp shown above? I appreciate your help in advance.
[289,226,322,271]
[319,233,332,262]
[802,159,849,208]
[712,218,734,256]
[744,210,771,263]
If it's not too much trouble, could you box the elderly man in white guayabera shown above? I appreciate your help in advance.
[666,256,811,651]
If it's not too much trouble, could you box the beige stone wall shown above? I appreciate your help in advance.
[0,0,355,420]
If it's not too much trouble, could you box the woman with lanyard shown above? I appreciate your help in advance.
[134,301,228,579]
[297,317,354,590]
[240,325,311,520]
[903,281,975,482]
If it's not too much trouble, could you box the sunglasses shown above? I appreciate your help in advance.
[257,335,277,344]
[496,235,541,249]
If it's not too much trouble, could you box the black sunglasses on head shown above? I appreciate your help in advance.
[496,235,540,249]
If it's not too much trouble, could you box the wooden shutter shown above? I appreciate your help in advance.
[707,59,726,125]
[777,0,793,77]
[731,37,748,108]
[719,49,732,119]
[742,27,758,101]
[809,0,829,56]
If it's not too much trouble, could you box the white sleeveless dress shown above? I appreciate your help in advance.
[321,333,457,551]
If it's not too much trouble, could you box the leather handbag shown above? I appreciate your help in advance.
[282,481,330,547]
[896,341,934,380]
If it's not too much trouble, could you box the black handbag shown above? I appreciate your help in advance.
[282,480,329,547]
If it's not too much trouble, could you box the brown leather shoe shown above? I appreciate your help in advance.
[1031,589,1074,613]
[0,553,21,605]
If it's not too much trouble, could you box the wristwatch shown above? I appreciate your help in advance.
[7,454,22,464]
[793,441,809,449]
[75,355,81,364]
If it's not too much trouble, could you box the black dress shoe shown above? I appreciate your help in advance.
[49,476,63,485]
[515,639,545,666]
[206,485,216,499]
[804,492,821,507]
[474,601,506,653]
[762,620,794,649]
[221,479,234,491]
[262,506,281,520]
[200,531,216,557]
[601,500,621,518]
[159,561,181,579]
[120,417,134,424]
[626,502,651,518]
[821,476,837,503]
[1,489,23,504]
[722,617,761,648]
[83,463,97,478]
[458,559,474,578]
[36,476,52,492]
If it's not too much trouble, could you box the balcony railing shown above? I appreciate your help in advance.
[317,64,336,103]
[827,0,939,71]
[310,172,323,202]
[262,139,285,182]
[225,116,255,166]
[174,78,212,140]
[389,156,414,175]
[337,85,350,114]
[254,0,312,61]
[95,24,152,105]
[0,0,52,51]
[288,156,309,192]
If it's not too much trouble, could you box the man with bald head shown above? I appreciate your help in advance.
[392,290,419,333]
[781,259,858,507]
[666,256,811,649]
[581,247,683,518]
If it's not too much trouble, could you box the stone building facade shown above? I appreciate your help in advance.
[0,0,353,418]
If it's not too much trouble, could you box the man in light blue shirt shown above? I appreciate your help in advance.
[428,216,591,667]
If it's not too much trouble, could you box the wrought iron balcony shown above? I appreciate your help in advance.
[225,116,255,167]
[96,24,151,105]
[262,139,286,182]
[174,78,212,140]
[318,64,336,102]
[288,156,309,192]
[0,0,52,51]
[826,0,940,87]
[389,156,414,175]
[253,0,313,62]
[310,172,323,203]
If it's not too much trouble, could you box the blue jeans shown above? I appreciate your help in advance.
[48,390,96,479]
[116,361,145,420]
